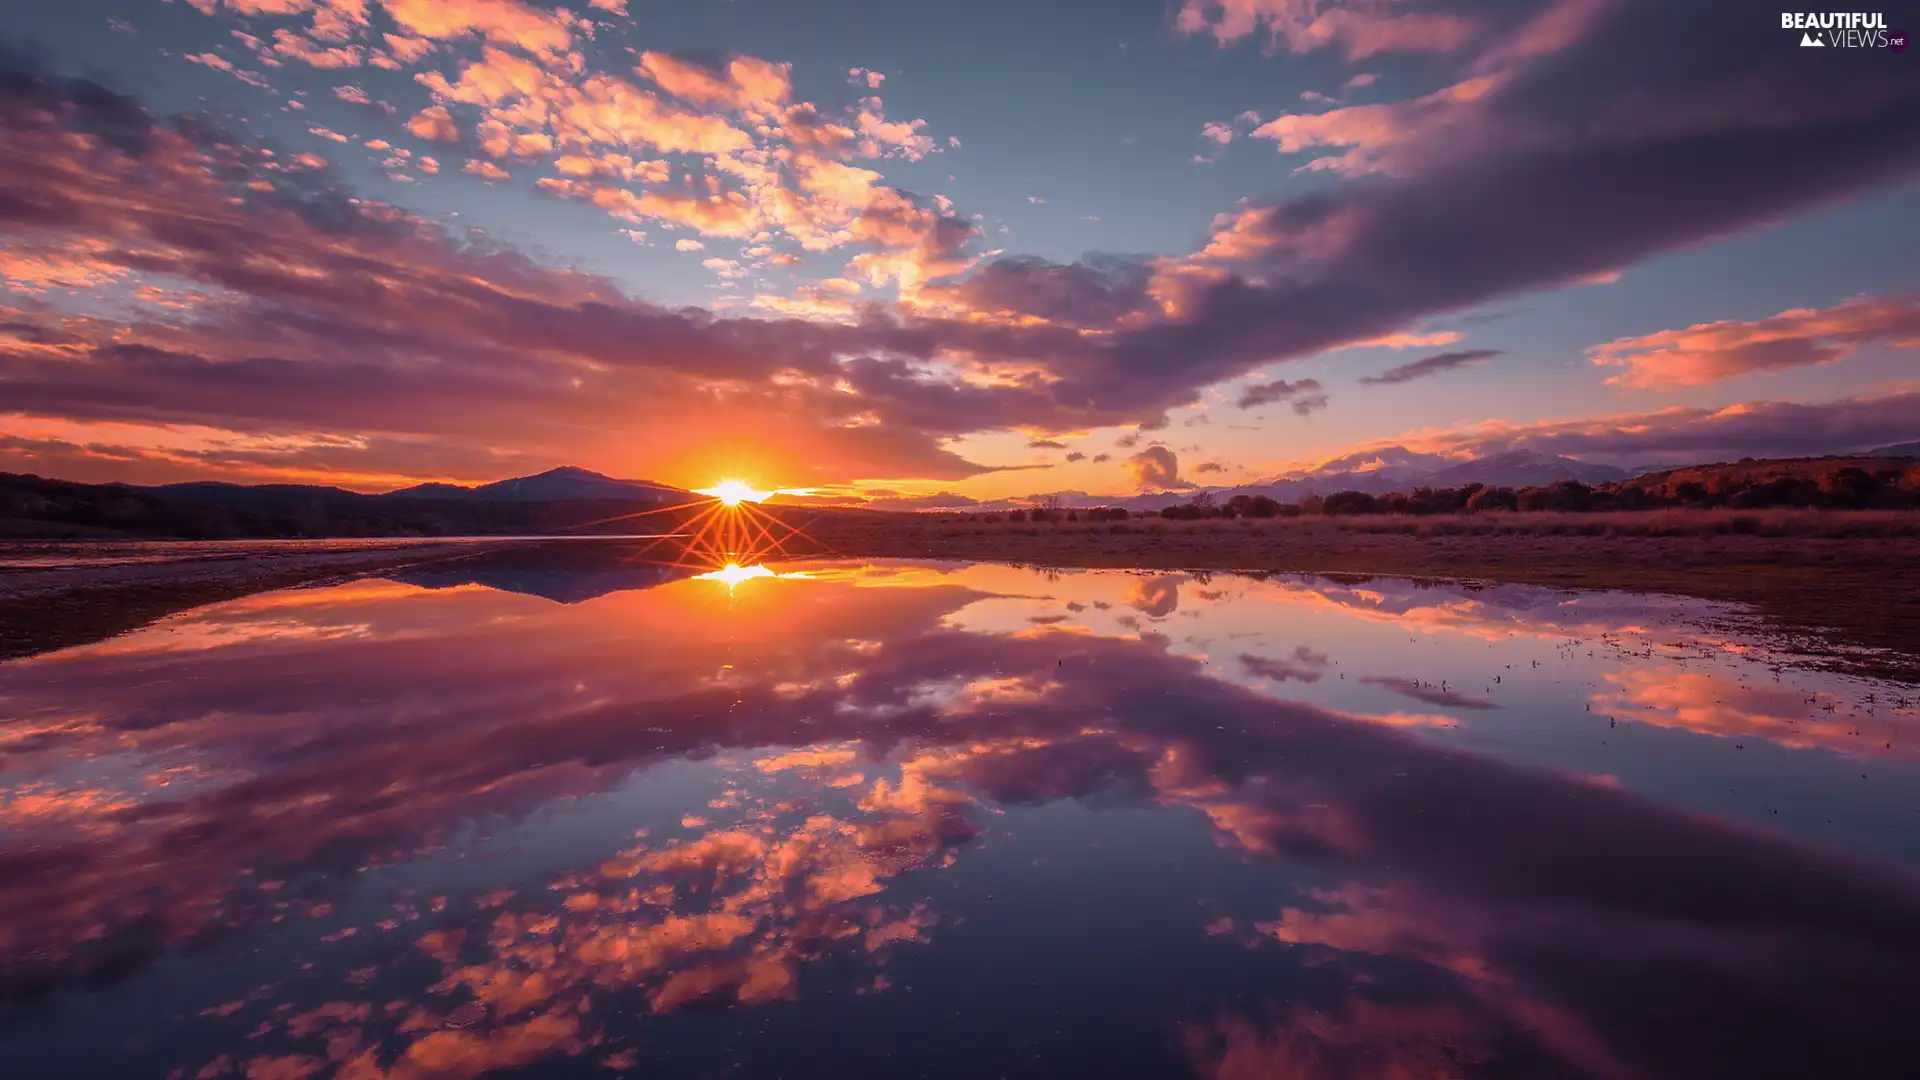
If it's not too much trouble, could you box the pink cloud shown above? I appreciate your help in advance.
[270,28,365,68]
[1589,295,1920,388]
[1174,0,1483,61]
[1251,76,1498,176]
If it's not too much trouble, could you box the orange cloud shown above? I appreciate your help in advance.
[404,104,459,142]
[1588,294,1920,388]
[636,51,793,111]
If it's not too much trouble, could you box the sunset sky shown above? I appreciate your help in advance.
[2,0,1917,504]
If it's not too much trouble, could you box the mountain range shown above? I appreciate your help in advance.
[1073,447,1659,512]
[148,465,690,505]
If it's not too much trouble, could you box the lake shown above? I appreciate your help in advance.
[2,557,1917,1079]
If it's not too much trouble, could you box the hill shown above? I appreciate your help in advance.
[386,466,685,502]
[0,468,701,540]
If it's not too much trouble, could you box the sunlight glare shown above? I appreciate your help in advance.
[696,479,773,506]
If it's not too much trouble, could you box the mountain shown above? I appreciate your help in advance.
[1003,448,1636,512]
[1420,449,1629,489]
[385,466,688,502]
[1206,448,1628,507]
[1870,441,1920,458]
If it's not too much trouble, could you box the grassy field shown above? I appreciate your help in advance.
[789,508,1920,682]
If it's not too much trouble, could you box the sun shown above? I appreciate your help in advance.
[695,478,773,507]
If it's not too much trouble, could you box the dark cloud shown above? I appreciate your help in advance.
[1235,378,1328,414]
[1027,438,1068,449]
[1126,445,1190,490]
[1360,348,1501,386]
[940,0,1920,418]
[1091,453,1112,463]
[1065,451,1086,462]
[914,255,1155,330]
[1194,460,1227,473]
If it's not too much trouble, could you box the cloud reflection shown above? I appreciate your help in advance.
[1,558,1917,1079]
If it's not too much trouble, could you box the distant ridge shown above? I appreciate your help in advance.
[1870,441,1920,458]
[384,465,687,502]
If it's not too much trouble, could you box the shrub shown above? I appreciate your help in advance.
[1323,490,1379,516]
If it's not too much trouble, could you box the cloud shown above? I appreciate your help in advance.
[1194,460,1227,473]
[1368,390,1920,464]
[1360,348,1501,386]
[10,0,1920,488]
[1065,451,1085,462]
[1091,453,1112,463]
[405,104,459,142]
[1239,646,1330,684]
[1235,379,1327,414]
[1174,0,1485,60]
[1250,75,1497,176]
[1588,295,1920,388]
[1027,438,1067,449]
[1127,445,1191,491]
[636,51,793,111]
[0,62,1022,486]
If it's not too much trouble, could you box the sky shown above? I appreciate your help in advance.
[1,0,1917,503]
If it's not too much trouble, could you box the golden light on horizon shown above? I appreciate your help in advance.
[696,479,774,506]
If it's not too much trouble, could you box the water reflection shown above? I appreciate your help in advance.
[2,557,1917,1079]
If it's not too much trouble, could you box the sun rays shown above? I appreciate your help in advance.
[553,480,830,586]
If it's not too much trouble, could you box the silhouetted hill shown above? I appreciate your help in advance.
[386,466,685,502]
[1871,441,1920,458]
[0,471,703,540]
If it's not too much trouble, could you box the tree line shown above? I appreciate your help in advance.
[948,459,1920,522]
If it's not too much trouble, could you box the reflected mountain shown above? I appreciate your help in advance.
[383,541,714,603]
[388,561,702,604]
[2,560,1916,1079]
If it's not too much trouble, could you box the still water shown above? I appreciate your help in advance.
[2,557,1918,1079]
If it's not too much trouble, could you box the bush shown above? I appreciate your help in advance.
[1323,490,1378,516]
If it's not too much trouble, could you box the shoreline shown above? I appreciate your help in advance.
[0,539,539,660]
[792,514,1920,683]
[4,519,1918,683]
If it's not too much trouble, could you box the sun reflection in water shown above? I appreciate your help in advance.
[697,562,777,589]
